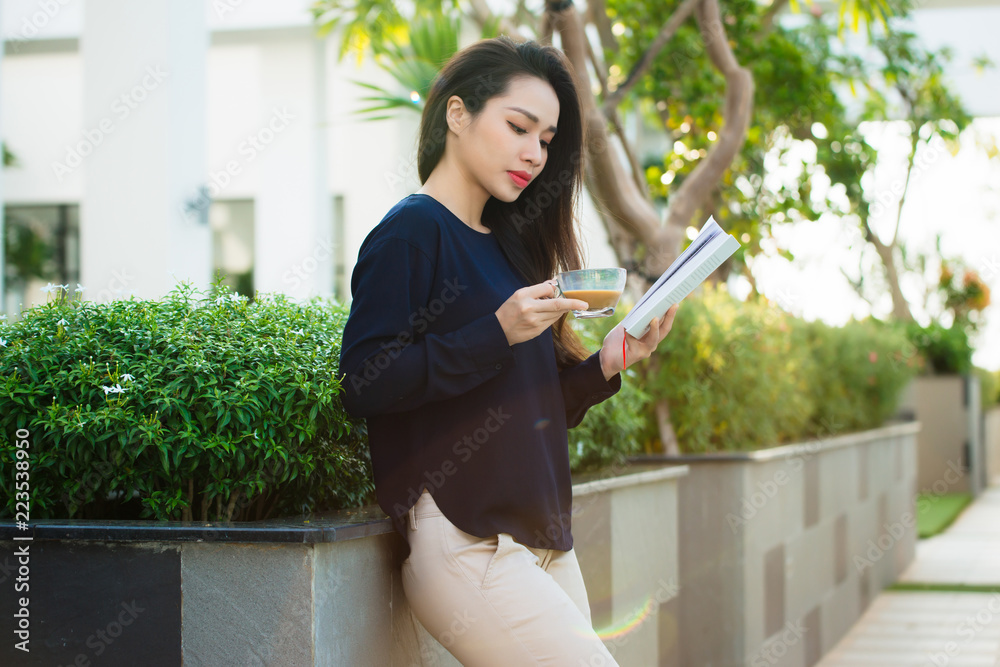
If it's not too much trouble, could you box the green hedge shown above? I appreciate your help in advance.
[1,280,372,522]
[2,279,922,521]
[576,284,920,453]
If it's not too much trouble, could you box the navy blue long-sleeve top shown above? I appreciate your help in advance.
[338,193,622,557]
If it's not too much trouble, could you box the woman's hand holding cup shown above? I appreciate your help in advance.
[495,280,588,346]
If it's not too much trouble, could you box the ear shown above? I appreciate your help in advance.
[445,95,468,134]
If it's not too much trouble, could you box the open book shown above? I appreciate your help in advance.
[620,216,741,338]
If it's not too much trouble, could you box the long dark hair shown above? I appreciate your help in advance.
[417,36,592,370]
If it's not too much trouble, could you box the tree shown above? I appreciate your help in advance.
[311,0,916,452]
[830,29,976,322]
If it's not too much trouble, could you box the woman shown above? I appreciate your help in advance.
[338,35,678,666]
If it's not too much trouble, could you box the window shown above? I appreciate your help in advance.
[209,199,255,300]
[3,203,80,313]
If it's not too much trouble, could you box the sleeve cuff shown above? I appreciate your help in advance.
[460,312,515,374]
[579,351,622,400]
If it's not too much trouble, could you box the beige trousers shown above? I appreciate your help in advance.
[401,489,620,666]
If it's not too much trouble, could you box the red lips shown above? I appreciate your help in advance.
[508,171,531,188]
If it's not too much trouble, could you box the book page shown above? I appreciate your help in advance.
[620,217,740,338]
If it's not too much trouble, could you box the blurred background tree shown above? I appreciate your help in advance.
[311,0,989,450]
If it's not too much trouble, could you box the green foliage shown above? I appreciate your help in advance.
[0,278,372,522]
[904,321,972,375]
[567,321,653,473]
[2,141,17,168]
[801,316,918,433]
[612,285,918,453]
[348,12,464,121]
[312,1,495,122]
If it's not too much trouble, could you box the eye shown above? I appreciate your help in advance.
[509,121,550,149]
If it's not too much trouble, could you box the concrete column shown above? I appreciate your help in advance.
[80,0,208,302]
[252,35,330,301]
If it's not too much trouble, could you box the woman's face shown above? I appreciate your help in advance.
[449,75,560,203]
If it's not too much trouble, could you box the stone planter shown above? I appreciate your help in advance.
[897,374,985,496]
[628,421,920,667]
[0,464,688,666]
[987,406,1000,486]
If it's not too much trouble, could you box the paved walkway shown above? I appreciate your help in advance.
[818,485,1000,667]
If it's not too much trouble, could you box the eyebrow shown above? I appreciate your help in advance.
[505,106,557,135]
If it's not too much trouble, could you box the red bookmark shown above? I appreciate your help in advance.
[622,334,626,371]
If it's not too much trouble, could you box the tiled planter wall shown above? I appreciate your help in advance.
[986,406,1000,486]
[0,464,688,666]
[629,421,920,667]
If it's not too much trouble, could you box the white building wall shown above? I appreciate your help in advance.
[80,0,210,301]
[2,1,994,314]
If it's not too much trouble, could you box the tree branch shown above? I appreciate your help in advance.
[602,0,700,116]
[609,109,649,196]
[760,0,790,35]
[465,0,521,39]
[549,5,662,250]
[892,130,919,247]
[587,0,620,60]
[663,0,754,243]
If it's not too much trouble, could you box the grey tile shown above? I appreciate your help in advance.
[895,439,904,482]
[572,491,613,630]
[859,568,870,612]
[658,595,680,667]
[765,543,786,638]
[805,605,822,666]
[182,543,314,667]
[858,444,869,502]
[835,514,848,585]
[805,458,820,528]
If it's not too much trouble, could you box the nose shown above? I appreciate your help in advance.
[521,139,543,166]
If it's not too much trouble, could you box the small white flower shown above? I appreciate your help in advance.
[101,384,127,395]
[0,338,6,347]
[41,283,57,293]
[215,295,228,305]
[291,328,305,336]
[74,284,87,293]
[229,293,245,303]
[120,373,135,383]
[58,284,70,292]
[57,318,69,326]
